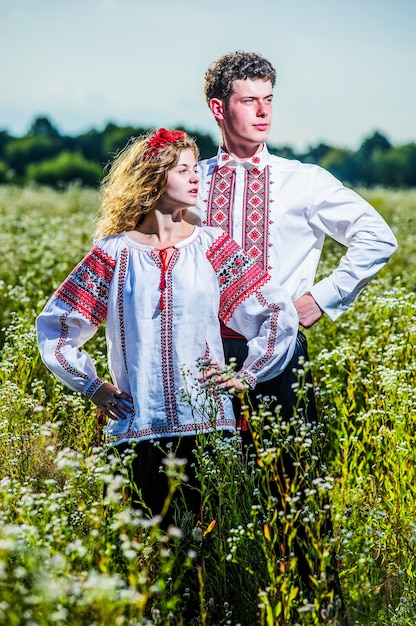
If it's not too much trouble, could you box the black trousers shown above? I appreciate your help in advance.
[224,330,317,423]
[108,437,211,622]
[109,436,202,529]
[224,330,348,623]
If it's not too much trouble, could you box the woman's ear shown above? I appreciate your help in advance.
[209,98,225,122]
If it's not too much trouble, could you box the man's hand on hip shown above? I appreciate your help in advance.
[294,293,323,328]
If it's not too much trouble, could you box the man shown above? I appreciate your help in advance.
[187,51,397,623]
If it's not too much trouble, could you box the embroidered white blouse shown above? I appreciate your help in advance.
[189,146,398,321]
[36,226,298,444]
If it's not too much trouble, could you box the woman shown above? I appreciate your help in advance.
[36,128,298,524]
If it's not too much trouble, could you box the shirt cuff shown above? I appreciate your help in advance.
[84,377,105,400]
[309,278,348,322]
[236,370,256,390]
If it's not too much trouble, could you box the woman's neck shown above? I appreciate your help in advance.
[128,209,195,249]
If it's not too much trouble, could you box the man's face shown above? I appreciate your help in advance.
[211,78,273,156]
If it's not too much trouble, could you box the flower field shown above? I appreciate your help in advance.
[0,184,415,625]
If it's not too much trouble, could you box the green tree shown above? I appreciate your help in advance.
[28,116,60,138]
[371,143,416,187]
[303,142,333,164]
[359,130,392,159]
[74,128,105,162]
[357,131,392,185]
[101,123,147,163]
[0,130,11,159]
[319,147,360,184]
[269,144,299,160]
[191,130,217,160]
[5,136,63,176]
[0,161,8,183]
[26,151,103,187]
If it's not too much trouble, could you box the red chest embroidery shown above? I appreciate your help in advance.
[242,167,270,270]
[206,232,270,324]
[207,166,235,235]
[207,165,270,271]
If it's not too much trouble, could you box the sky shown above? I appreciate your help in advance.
[1,0,415,152]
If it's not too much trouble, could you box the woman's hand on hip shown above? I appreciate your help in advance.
[91,382,134,420]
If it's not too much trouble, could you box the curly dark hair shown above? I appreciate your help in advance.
[204,51,276,105]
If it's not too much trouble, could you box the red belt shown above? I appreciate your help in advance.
[220,320,245,340]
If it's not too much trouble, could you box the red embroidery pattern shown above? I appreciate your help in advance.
[117,248,129,372]
[55,312,102,399]
[243,371,257,390]
[250,291,280,377]
[207,165,270,271]
[206,166,235,235]
[157,247,173,310]
[55,245,116,326]
[55,311,89,379]
[242,167,270,270]
[152,249,181,427]
[86,379,104,400]
[110,417,236,443]
[206,232,270,323]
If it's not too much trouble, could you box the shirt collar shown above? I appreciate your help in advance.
[216,145,271,171]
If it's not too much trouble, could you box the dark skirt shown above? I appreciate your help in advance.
[108,431,233,529]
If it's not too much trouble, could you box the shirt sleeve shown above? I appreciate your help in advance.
[308,167,398,320]
[36,243,116,398]
[206,231,298,388]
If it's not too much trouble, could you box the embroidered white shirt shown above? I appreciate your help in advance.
[189,147,398,321]
[36,226,298,444]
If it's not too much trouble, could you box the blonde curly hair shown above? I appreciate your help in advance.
[96,129,199,238]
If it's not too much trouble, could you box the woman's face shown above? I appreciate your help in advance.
[159,149,199,210]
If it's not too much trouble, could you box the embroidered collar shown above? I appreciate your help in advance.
[216,145,271,171]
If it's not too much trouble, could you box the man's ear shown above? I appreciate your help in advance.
[209,98,225,122]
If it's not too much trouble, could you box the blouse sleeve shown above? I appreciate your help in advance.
[206,231,298,388]
[36,243,116,399]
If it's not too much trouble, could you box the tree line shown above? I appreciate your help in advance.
[0,116,415,188]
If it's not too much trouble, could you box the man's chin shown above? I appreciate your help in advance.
[252,131,270,144]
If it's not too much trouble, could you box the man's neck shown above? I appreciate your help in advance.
[221,141,265,161]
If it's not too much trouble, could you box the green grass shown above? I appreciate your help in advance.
[0,184,415,625]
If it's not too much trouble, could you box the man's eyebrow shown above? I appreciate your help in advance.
[240,93,273,99]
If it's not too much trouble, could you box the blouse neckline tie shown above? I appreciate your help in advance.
[158,247,173,310]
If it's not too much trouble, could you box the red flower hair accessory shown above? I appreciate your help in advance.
[143,128,186,159]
